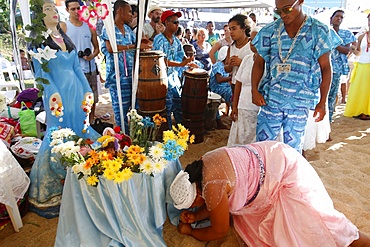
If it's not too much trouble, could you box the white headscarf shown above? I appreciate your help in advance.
[170,170,197,210]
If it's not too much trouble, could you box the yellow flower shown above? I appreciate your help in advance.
[86,175,99,186]
[109,159,121,171]
[103,168,115,180]
[114,168,133,182]
[163,130,176,142]
[176,139,188,150]
[99,151,110,161]
[178,128,190,141]
[189,135,195,144]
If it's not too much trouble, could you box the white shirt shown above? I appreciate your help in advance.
[235,53,259,111]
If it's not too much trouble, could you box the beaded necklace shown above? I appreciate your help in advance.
[277,15,308,64]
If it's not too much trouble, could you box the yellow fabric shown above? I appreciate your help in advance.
[344,62,370,117]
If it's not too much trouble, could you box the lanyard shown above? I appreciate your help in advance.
[277,15,308,64]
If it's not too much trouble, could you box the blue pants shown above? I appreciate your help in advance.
[166,86,182,129]
[109,82,132,134]
[328,73,341,122]
[256,105,309,153]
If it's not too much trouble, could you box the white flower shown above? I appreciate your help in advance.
[28,50,43,64]
[72,163,82,174]
[50,139,62,147]
[50,157,57,162]
[41,29,52,39]
[138,122,144,127]
[149,144,164,160]
[40,46,57,61]
[140,159,153,175]
[152,159,167,175]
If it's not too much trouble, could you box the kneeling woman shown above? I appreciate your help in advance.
[170,141,370,246]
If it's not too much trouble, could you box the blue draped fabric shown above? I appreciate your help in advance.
[55,159,182,247]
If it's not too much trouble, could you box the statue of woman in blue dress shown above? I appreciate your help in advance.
[27,0,100,218]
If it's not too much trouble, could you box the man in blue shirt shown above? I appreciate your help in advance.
[328,10,356,122]
[251,0,339,153]
[101,0,151,132]
[153,10,193,128]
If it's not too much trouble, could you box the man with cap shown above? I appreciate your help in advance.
[143,5,165,41]
[152,10,194,128]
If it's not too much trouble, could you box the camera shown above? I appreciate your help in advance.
[78,48,92,58]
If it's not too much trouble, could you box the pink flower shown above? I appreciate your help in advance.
[96,3,109,19]
[87,14,98,29]
[78,6,90,22]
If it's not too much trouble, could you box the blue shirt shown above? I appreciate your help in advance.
[153,33,185,88]
[101,24,136,88]
[209,61,229,91]
[252,16,337,109]
[331,29,356,75]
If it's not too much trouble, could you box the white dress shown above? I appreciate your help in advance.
[303,102,331,151]
[228,53,259,146]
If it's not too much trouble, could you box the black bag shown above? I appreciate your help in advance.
[91,118,113,134]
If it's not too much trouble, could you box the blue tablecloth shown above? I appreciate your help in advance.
[55,160,182,247]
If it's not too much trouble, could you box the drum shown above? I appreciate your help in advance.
[181,68,209,143]
[137,50,168,113]
[204,92,222,130]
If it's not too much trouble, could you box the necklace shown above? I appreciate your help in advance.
[235,37,248,48]
[278,15,308,64]
[51,32,62,39]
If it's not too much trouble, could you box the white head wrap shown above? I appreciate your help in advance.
[170,170,197,210]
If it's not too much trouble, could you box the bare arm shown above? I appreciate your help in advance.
[251,54,266,106]
[351,34,364,56]
[215,73,231,84]
[336,43,351,55]
[209,41,221,64]
[224,48,232,73]
[105,40,152,53]
[178,190,230,241]
[165,56,194,68]
[60,22,67,33]
[313,52,331,122]
[84,28,100,61]
[230,81,242,121]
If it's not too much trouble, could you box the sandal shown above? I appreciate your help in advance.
[360,114,370,120]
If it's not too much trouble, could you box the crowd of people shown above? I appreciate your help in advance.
[15,0,370,244]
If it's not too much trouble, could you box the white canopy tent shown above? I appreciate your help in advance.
[9,0,273,132]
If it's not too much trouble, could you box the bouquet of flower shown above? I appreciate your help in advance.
[50,110,194,187]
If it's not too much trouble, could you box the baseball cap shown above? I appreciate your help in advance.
[161,10,182,23]
[147,5,162,18]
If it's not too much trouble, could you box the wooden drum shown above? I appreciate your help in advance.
[181,68,209,143]
[137,50,168,113]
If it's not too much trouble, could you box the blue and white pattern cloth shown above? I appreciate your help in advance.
[331,29,356,76]
[209,61,232,103]
[252,16,338,153]
[252,16,336,110]
[101,24,136,89]
[153,33,186,127]
[101,24,136,130]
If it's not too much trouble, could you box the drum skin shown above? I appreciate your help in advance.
[137,51,168,113]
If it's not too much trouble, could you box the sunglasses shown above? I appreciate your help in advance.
[170,20,180,25]
[274,0,299,16]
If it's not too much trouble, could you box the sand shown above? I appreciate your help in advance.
[1,91,369,247]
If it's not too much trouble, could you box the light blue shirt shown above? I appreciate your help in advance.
[101,24,136,88]
[252,16,338,109]
[153,33,185,89]
[331,28,356,75]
